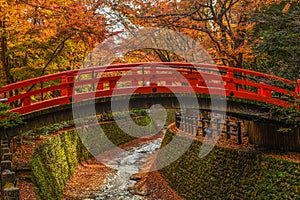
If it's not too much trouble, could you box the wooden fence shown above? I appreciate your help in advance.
[175,112,242,144]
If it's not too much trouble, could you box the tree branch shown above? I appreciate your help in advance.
[40,34,73,76]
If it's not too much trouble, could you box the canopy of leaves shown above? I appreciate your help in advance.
[251,0,300,80]
[0,0,108,86]
[107,0,274,68]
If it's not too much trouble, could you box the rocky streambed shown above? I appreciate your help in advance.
[87,138,162,200]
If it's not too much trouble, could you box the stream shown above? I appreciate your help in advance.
[87,138,162,200]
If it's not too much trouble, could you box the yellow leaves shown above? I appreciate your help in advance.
[0,0,110,84]
[0,0,8,8]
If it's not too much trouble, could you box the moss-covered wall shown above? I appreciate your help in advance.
[158,130,300,199]
[30,130,89,200]
[30,117,154,200]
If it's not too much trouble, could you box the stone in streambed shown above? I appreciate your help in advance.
[128,184,150,196]
[129,173,143,181]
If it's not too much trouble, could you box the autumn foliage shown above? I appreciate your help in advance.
[0,0,108,85]
[0,0,298,87]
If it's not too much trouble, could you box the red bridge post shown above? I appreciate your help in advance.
[61,75,74,101]
[23,97,31,106]
[295,79,300,94]
[150,66,157,87]
[225,69,235,91]
[132,68,139,87]
[61,76,67,96]
[258,82,272,98]
[109,80,117,90]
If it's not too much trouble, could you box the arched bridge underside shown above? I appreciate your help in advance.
[11,94,275,136]
[1,62,300,148]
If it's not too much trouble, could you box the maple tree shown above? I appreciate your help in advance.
[0,0,108,86]
[107,0,265,68]
[107,0,299,70]
[0,0,297,85]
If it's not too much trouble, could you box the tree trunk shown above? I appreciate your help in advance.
[0,21,14,85]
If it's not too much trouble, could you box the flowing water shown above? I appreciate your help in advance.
[86,138,162,200]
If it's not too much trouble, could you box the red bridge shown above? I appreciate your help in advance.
[1,62,300,150]
[1,62,299,114]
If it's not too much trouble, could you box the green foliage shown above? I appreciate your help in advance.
[159,130,300,199]
[269,101,300,132]
[23,121,74,138]
[277,104,300,125]
[166,109,176,124]
[0,102,24,129]
[251,1,300,80]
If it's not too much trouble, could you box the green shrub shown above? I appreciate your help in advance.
[0,102,24,129]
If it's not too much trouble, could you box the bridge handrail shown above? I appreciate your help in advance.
[0,62,299,114]
[0,62,296,93]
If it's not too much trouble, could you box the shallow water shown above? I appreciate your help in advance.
[87,138,162,200]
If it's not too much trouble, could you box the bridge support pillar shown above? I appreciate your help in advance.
[248,121,300,151]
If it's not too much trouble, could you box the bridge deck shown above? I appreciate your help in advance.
[0,62,299,114]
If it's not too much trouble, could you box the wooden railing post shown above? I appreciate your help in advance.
[132,68,139,87]
[67,76,74,98]
[183,114,187,132]
[237,121,242,144]
[258,82,272,98]
[183,114,186,132]
[191,116,195,135]
[61,76,67,96]
[175,112,181,129]
[150,66,157,87]
[109,80,117,90]
[226,120,230,139]
[195,114,199,136]
[62,75,74,99]
[201,117,205,137]
[23,96,31,106]
[188,116,192,134]
[225,69,235,91]
[91,70,95,92]
[216,118,221,137]
[97,82,104,91]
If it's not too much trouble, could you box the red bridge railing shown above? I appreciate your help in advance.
[0,62,299,114]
